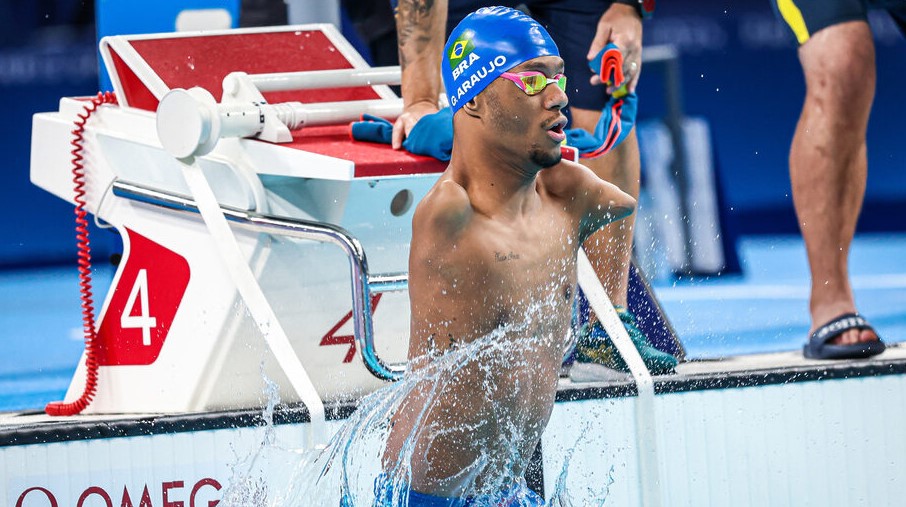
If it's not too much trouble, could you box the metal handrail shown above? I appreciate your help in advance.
[112,180,407,381]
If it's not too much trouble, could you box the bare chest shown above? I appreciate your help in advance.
[454,215,577,306]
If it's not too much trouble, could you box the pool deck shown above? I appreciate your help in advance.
[3,344,904,444]
[3,334,904,507]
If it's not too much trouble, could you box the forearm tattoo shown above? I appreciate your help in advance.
[396,0,436,66]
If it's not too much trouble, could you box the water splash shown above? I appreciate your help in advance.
[219,371,282,506]
[546,423,614,507]
[221,297,611,506]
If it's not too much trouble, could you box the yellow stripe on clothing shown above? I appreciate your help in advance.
[777,0,810,44]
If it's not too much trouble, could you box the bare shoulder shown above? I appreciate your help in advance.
[539,159,636,239]
[412,177,472,240]
[539,159,628,205]
[538,159,595,198]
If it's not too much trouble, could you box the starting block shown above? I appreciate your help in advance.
[31,24,445,414]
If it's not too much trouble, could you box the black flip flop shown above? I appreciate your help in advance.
[803,313,886,360]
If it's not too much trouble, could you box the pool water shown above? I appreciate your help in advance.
[1,233,904,412]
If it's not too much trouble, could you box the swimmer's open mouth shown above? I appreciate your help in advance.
[547,118,567,135]
[546,117,567,142]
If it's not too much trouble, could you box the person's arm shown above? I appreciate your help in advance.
[543,161,636,243]
[392,0,448,149]
[586,2,643,93]
[578,170,635,243]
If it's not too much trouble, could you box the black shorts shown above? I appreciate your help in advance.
[770,0,906,45]
[448,0,612,112]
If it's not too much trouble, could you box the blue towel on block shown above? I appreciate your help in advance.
[566,92,637,159]
[349,113,393,143]
[349,94,635,161]
[350,109,453,162]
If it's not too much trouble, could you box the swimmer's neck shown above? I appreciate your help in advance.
[447,150,544,216]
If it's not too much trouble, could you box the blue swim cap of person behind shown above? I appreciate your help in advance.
[442,6,560,113]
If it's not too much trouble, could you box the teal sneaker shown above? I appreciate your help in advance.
[576,308,678,375]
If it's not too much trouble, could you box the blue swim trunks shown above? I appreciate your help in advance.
[341,476,545,507]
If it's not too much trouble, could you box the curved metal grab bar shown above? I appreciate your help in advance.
[112,180,406,381]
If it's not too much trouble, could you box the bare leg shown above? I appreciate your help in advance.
[793,21,878,345]
[571,106,640,309]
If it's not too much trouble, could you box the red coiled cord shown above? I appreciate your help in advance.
[45,91,118,417]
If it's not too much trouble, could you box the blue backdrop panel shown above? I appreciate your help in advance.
[2,0,905,267]
[96,0,240,91]
[3,40,118,268]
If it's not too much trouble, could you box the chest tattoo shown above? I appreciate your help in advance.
[494,251,521,262]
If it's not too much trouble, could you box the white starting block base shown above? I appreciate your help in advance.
[30,25,447,414]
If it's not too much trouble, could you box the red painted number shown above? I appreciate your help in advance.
[319,294,383,363]
[97,228,190,366]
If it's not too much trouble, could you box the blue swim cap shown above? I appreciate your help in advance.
[442,6,559,113]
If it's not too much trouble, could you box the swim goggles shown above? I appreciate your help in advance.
[499,71,567,96]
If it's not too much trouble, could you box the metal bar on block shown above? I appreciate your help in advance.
[369,272,409,294]
[112,180,406,381]
[278,98,404,129]
[250,66,401,92]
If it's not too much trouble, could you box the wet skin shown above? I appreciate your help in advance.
[383,56,635,496]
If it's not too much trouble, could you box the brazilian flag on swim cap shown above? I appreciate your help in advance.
[448,31,476,70]
[442,6,559,113]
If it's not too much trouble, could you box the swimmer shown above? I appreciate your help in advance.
[387,0,675,375]
[380,7,635,504]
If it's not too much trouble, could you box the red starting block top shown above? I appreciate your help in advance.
[287,125,447,178]
[101,25,445,177]
[291,125,446,178]
[103,26,384,110]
